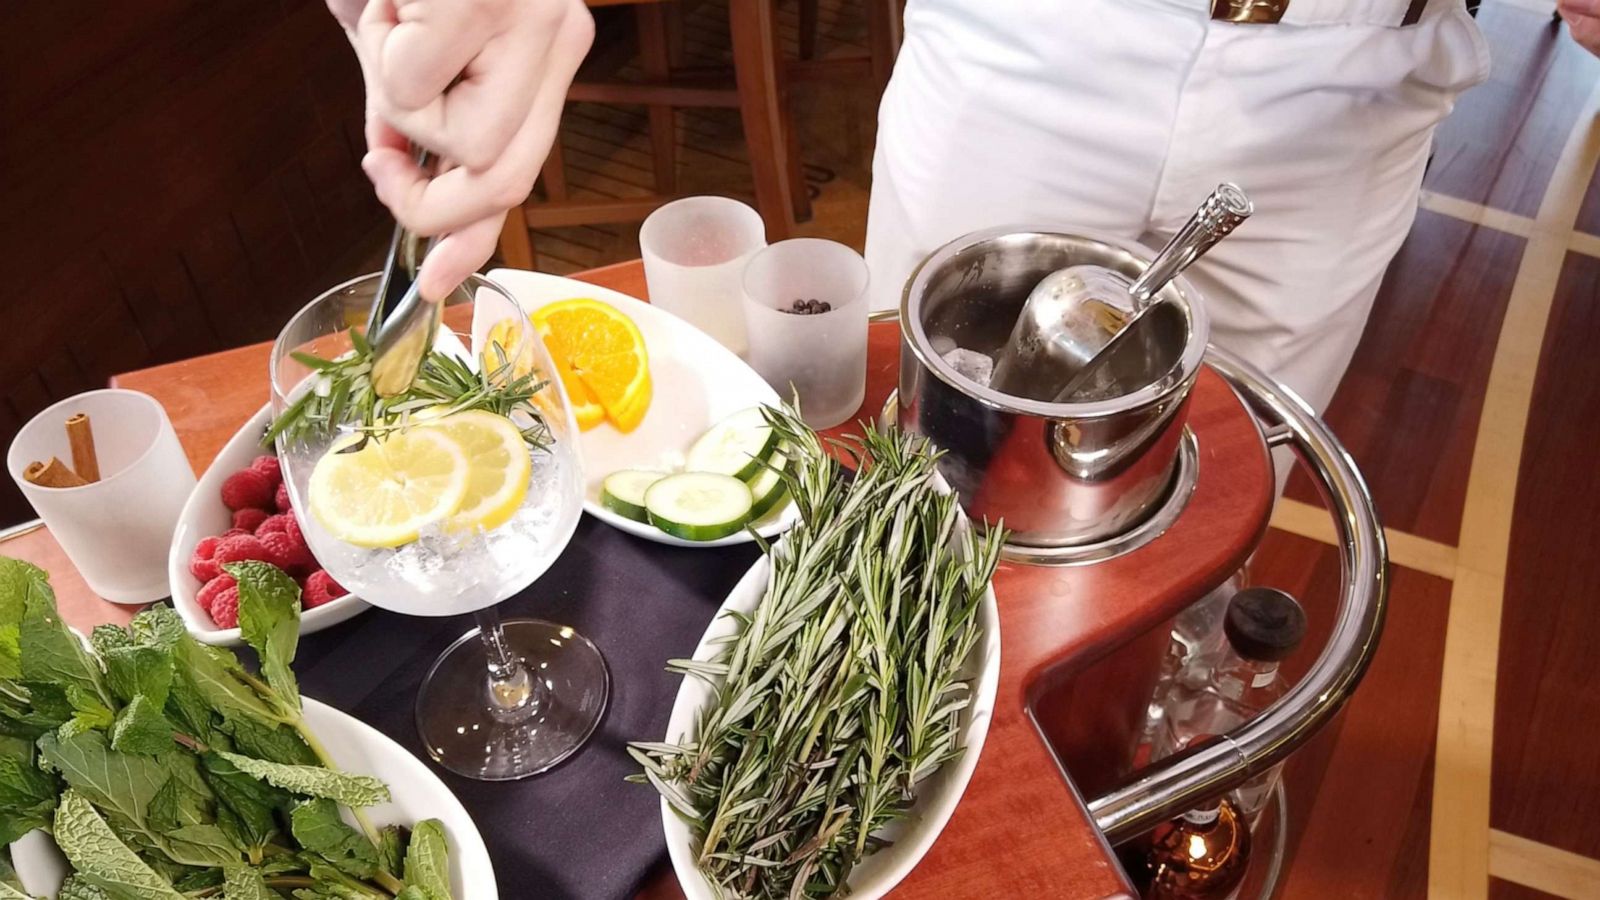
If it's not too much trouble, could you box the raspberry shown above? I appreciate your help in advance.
[250,455,282,485]
[260,530,314,574]
[214,534,270,566]
[189,536,223,584]
[303,569,349,608]
[232,507,270,533]
[210,586,241,628]
[222,527,250,538]
[275,481,292,512]
[221,469,274,511]
[256,514,292,536]
[195,574,235,614]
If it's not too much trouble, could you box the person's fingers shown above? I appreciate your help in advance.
[361,11,589,234]
[326,0,368,30]
[365,113,411,157]
[367,2,590,170]
[415,213,506,301]
[1564,9,1600,54]
[376,0,499,112]
[1560,0,1600,18]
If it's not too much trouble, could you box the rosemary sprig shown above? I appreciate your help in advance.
[263,329,551,451]
[631,406,1006,899]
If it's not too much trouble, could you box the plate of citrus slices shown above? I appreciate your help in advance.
[486,268,799,546]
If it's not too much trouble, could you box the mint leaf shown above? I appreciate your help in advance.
[377,826,406,878]
[18,573,107,705]
[38,732,233,868]
[52,790,185,900]
[214,753,388,808]
[110,695,175,756]
[146,771,209,832]
[290,799,377,879]
[401,820,451,900]
[58,875,112,900]
[0,885,33,900]
[0,559,48,682]
[201,753,287,858]
[222,866,282,900]
[89,625,133,658]
[0,753,59,844]
[216,717,316,766]
[59,686,114,739]
[163,824,239,870]
[104,645,174,709]
[172,868,225,892]
[225,563,302,715]
[128,608,185,650]
[170,639,281,729]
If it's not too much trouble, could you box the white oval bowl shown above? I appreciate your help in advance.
[660,536,1001,899]
[11,698,495,898]
[486,268,800,547]
[167,404,369,645]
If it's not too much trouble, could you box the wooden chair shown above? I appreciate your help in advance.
[796,0,904,92]
[499,0,808,270]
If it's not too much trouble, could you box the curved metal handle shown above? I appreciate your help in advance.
[1086,345,1388,844]
[1129,184,1252,306]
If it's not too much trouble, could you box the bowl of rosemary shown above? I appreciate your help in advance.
[630,406,1004,900]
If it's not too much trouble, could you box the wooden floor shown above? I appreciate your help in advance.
[510,1,1600,896]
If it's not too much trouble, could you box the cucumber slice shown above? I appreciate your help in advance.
[685,407,780,482]
[645,472,754,541]
[601,470,664,523]
[746,454,791,520]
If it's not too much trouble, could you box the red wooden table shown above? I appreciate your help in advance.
[2,259,1273,899]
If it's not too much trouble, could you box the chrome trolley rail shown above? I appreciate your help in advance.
[1087,347,1389,894]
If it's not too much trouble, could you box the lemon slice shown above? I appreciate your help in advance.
[308,429,471,548]
[424,410,532,532]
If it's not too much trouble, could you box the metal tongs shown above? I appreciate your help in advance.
[368,147,443,398]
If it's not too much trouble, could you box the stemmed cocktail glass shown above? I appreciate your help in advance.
[270,273,606,780]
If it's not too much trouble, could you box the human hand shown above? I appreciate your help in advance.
[332,0,594,300]
[1560,0,1600,58]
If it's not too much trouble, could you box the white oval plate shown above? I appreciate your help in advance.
[659,527,1000,899]
[487,268,800,547]
[10,698,495,898]
[167,405,369,646]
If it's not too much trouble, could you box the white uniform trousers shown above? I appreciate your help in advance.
[865,0,1491,416]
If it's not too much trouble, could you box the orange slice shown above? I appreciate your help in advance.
[554,353,607,431]
[531,299,652,433]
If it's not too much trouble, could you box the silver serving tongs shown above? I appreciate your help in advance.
[367,147,443,398]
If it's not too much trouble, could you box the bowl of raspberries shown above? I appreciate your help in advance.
[167,405,369,644]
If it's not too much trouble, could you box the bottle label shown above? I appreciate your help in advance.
[1181,805,1221,825]
[1252,670,1276,688]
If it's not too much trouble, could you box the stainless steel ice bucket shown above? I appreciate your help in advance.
[897,227,1210,548]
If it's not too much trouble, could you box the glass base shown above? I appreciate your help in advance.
[416,618,609,781]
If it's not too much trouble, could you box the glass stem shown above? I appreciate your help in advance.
[475,608,539,719]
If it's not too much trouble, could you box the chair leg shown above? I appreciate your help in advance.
[635,3,677,195]
[729,0,798,240]
[867,0,903,93]
[799,0,819,61]
[541,130,569,202]
[498,203,536,271]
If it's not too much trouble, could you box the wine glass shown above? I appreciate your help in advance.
[269,273,606,781]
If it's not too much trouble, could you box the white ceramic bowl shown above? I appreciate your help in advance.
[10,698,495,897]
[487,268,800,547]
[659,535,1001,899]
[167,405,369,645]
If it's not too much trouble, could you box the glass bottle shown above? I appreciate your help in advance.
[1142,796,1252,899]
[1153,587,1307,821]
[1137,574,1243,751]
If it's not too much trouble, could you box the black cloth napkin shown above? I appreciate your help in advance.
[292,515,761,900]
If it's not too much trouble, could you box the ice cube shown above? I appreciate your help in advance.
[941,348,995,388]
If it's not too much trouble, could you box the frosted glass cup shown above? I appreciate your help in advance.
[7,390,197,603]
[639,196,767,355]
[741,239,870,429]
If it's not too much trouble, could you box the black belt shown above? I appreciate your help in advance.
[1210,0,1459,26]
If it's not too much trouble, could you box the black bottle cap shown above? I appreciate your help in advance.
[1223,587,1306,662]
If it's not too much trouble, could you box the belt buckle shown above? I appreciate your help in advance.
[1210,0,1288,23]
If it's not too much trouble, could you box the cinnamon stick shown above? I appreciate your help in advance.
[23,457,89,488]
[64,412,99,482]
